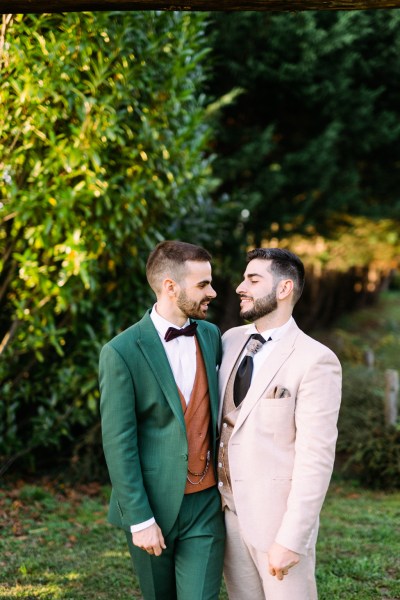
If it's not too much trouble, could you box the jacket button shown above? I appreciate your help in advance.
[183,454,188,461]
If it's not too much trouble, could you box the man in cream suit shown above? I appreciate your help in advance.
[99,240,225,600]
[218,247,341,600]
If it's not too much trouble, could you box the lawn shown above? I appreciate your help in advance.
[0,476,399,599]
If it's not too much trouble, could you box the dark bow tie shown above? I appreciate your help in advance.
[164,322,198,342]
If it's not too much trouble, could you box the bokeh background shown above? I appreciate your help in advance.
[1,10,400,488]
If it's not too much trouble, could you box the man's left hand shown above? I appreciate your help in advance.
[268,542,300,580]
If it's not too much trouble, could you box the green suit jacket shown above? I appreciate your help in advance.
[99,309,222,535]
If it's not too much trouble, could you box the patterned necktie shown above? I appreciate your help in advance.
[164,321,198,342]
[233,333,267,407]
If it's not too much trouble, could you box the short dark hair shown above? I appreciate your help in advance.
[146,240,212,294]
[247,247,305,304]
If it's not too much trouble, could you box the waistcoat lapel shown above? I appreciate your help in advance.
[195,324,219,427]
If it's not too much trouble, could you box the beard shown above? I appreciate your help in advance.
[239,288,278,322]
[177,289,209,320]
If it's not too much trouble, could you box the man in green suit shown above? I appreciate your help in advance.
[99,240,225,600]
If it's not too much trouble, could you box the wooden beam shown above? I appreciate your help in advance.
[2,0,400,14]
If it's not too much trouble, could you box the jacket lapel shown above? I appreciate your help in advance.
[218,326,249,424]
[234,320,301,432]
[136,311,186,433]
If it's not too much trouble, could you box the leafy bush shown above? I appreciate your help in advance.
[336,364,400,489]
[0,11,215,474]
[344,426,400,490]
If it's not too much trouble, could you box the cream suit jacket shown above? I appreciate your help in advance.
[218,319,342,556]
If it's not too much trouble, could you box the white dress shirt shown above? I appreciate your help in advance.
[150,305,197,406]
[130,305,197,533]
[239,317,294,381]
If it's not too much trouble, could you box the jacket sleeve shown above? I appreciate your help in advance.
[99,343,154,528]
[275,349,342,554]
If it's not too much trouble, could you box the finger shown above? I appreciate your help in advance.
[276,570,284,581]
[269,567,276,577]
[153,544,163,557]
[157,529,167,550]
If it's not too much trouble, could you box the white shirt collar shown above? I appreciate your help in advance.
[244,316,294,342]
[150,304,190,338]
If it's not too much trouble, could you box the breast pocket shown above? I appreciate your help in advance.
[258,397,296,437]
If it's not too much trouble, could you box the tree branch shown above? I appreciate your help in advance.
[0,14,12,71]
[0,264,15,305]
[0,320,19,356]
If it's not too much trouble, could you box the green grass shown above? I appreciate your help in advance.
[0,478,399,599]
[316,476,400,599]
[0,481,138,599]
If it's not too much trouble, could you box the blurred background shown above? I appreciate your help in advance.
[1,10,399,490]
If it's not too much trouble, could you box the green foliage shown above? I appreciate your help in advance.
[318,293,400,490]
[336,365,400,490]
[329,291,400,364]
[207,11,400,268]
[345,426,400,490]
[0,12,214,470]
[337,365,385,443]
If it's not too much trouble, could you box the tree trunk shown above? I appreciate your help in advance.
[3,0,400,13]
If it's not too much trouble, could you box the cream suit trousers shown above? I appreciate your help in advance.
[224,507,318,600]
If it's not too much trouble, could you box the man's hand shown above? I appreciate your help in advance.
[268,542,300,580]
[132,523,166,557]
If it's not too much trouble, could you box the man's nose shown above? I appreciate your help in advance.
[236,280,246,295]
[208,285,217,298]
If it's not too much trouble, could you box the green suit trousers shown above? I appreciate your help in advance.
[125,486,225,600]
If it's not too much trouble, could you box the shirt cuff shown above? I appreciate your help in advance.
[130,517,156,533]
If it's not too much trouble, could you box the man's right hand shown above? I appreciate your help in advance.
[132,523,166,557]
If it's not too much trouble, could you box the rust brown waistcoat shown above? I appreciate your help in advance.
[177,338,216,494]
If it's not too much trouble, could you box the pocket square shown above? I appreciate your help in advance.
[265,385,291,399]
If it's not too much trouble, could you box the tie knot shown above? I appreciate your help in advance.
[251,333,266,344]
[245,333,267,357]
[164,321,198,342]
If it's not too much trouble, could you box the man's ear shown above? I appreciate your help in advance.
[162,277,179,297]
[277,278,294,300]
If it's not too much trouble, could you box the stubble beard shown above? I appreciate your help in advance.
[240,288,278,322]
[177,289,209,320]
